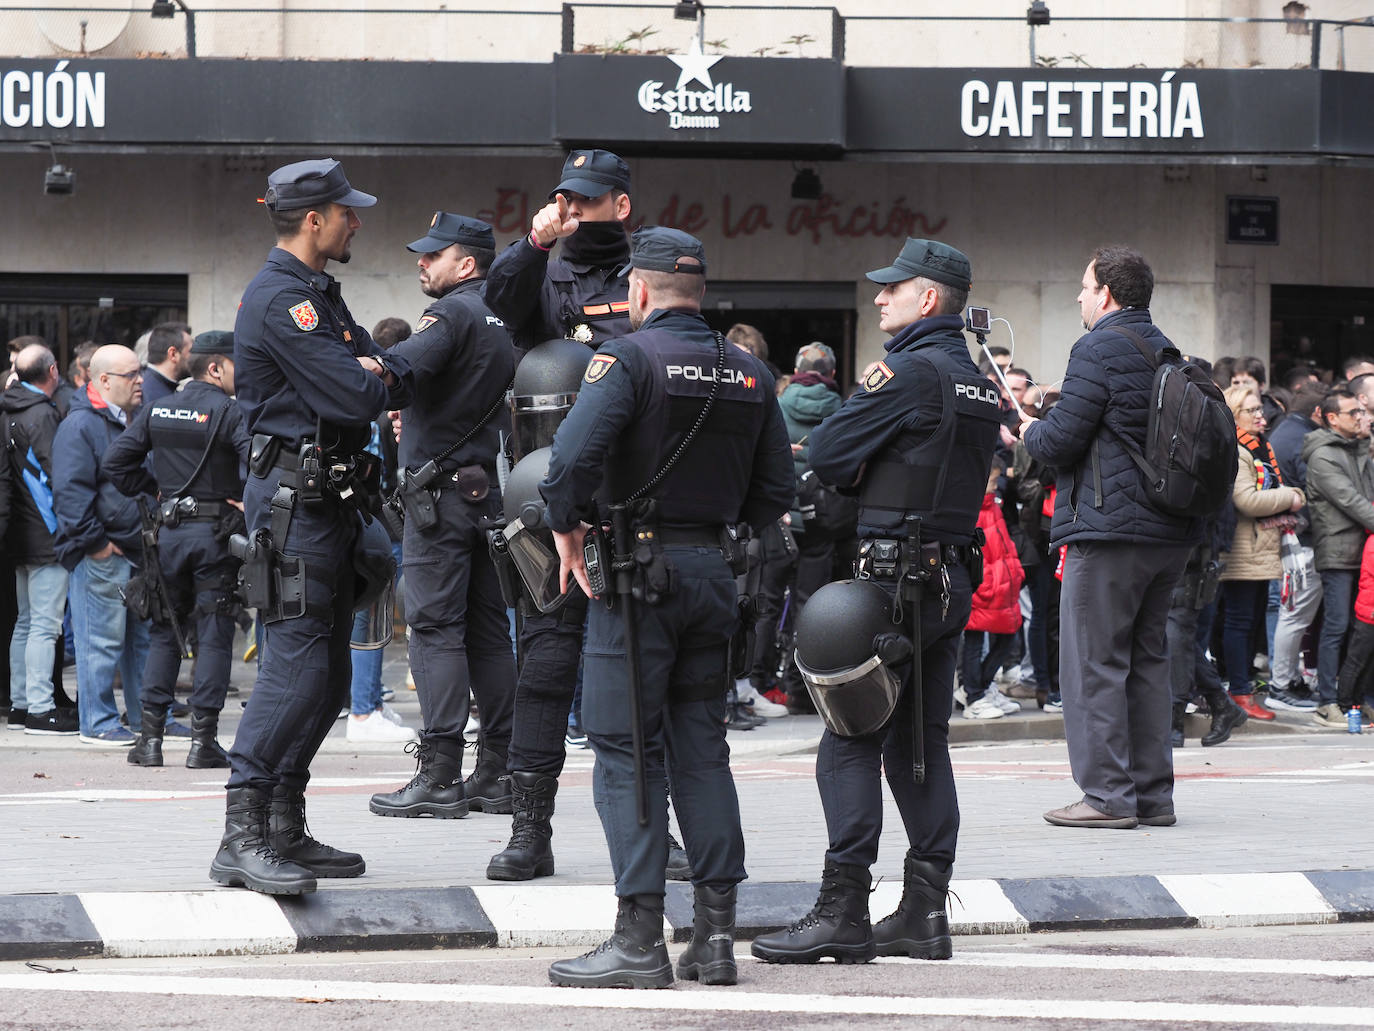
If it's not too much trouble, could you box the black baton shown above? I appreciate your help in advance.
[610,503,650,828]
[904,515,927,785]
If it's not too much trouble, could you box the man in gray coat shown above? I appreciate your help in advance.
[1019,246,1200,829]
[1301,387,1374,727]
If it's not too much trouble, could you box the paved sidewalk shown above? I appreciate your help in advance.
[2,642,1370,960]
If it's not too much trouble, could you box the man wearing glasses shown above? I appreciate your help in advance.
[51,345,153,745]
[1302,388,1374,727]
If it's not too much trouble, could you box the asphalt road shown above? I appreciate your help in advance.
[4,922,1372,1030]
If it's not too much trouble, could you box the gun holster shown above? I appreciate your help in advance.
[731,594,756,680]
[630,527,678,607]
[400,464,440,531]
[720,523,751,577]
[120,572,157,622]
[487,519,522,609]
[229,530,306,624]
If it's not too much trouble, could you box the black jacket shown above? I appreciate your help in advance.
[2,383,62,565]
[1023,307,1203,548]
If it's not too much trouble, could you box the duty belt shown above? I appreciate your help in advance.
[656,525,724,547]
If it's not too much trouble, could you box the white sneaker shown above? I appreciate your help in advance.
[744,693,789,718]
[380,702,405,726]
[953,684,967,710]
[988,685,1021,714]
[963,696,1006,720]
[346,709,418,743]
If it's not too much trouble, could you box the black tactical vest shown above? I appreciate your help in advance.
[549,260,631,347]
[148,384,241,501]
[603,327,768,526]
[858,347,1002,544]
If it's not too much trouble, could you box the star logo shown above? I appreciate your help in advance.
[667,39,721,91]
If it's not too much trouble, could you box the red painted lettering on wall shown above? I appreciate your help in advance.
[722,196,773,239]
[657,194,710,234]
[477,188,530,235]
[785,195,948,245]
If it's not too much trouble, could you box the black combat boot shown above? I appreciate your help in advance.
[486,771,557,881]
[463,745,513,814]
[368,736,468,818]
[1170,701,1187,749]
[666,831,694,881]
[186,709,230,769]
[209,786,316,895]
[751,861,875,964]
[127,702,168,767]
[548,894,673,989]
[873,853,953,959]
[268,785,366,878]
[676,884,737,985]
[1200,688,1248,747]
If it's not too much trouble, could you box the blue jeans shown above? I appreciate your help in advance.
[69,552,149,735]
[1317,568,1357,705]
[1221,579,1268,696]
[10,563,69,715]
[349,608,384,715]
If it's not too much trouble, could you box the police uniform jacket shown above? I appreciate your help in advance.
[1022,308,1202,549]
[484,230,631,353]
[51,384,146,570]
[235,247,413,451]
[103,379,251,504]
[390,277,513,472]
[540,308,794,534]
[809,314,1001,547]
[1,383,62,564]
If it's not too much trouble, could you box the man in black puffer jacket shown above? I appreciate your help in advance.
[1020,246,1202,830]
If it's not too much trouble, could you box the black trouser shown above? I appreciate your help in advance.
[817,562,972,869]
[506,593,587,777]
[959,630,1015,704]
[747,536,795,688]
[141,520,237,712]
[1166,573,1224,707]
[1336,619,1374,710]
[228,476,356,793]
[403,485,515,753]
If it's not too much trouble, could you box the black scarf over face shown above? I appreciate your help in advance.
[562,221,630,269]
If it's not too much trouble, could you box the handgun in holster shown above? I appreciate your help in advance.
[485,516,523,609]
[400,461,440,531]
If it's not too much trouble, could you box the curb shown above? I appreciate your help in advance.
[4,870,1371,962]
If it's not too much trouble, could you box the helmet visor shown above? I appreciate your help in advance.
[510,393,576,464]
[503,517,569,614]
[797,652,901,737]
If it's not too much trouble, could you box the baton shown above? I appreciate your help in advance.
[610,503,650,828]
[904,515,927,785]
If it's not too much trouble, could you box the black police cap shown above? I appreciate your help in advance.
[551,149,631,200]
[866,238,972,290]
[262,159,376,212]
[615,226,707,279]
[191,330,232,355]
[406,211,496,254]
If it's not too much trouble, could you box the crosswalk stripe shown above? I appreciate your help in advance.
[1,974,1371,1025]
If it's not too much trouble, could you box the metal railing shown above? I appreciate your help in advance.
[0,5,1368,71]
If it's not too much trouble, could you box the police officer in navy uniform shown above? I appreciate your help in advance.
[104,330,250,770]
[368,213,517,820]
[484,148,633,353]
[211,159,413,896]
[751,239,1000,965]
[540,227,794,989]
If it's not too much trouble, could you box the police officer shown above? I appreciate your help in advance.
[751,239,1000,965]
[484,148,633,352]
[104,330,250,769]
[540,227,794,989]
[210,159,413,896]
[368,213,517,819]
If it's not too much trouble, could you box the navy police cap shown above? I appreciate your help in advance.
[406,211,496,254]
[866,238,972,290]
[191,330,232,355]
[262,159,376,212]
[616,226,707,278]
[551,149,631,200]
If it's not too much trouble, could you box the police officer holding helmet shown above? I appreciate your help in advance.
[212,159,413,896]
[751,239,1000,965]
[104,329,250,769]
[368,212,517,820]
[540,227,794,989]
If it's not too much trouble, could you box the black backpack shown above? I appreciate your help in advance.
[1112,327,1238,518]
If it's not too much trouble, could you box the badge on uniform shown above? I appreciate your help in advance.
[288,300,319,331]
[570,324,594,344]
[416,315,439,332]
[863,360,894,393]
[584,353,617,383]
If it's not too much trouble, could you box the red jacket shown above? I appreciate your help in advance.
[1355,534,1374,626]
[968,492,1025,634]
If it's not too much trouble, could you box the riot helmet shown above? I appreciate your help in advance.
[499,447,567,613]
[351,516,397,650]
[794,579,907,737]
[509,337,593,463]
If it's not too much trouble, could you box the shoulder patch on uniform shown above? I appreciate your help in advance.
[416,315,439,332]
[584,353,617,383]
[863,360,894,393]
[288,300,319,331]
